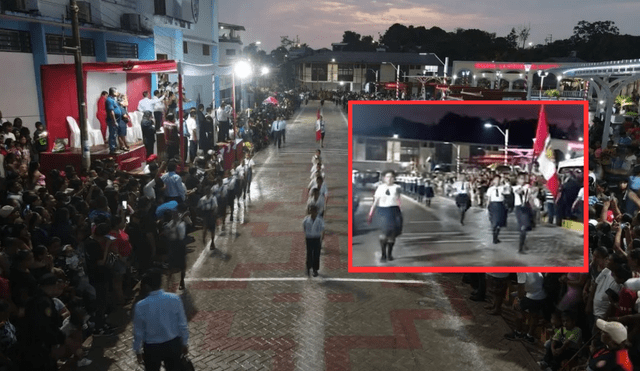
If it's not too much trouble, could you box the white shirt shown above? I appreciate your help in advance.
[302,215,325,238]
[312,155,322,165]
[271,120,281,132]
[152,96,165,111]
[216,106,230,122]
[576,187,584,201]
[516,273,547,301]
[143,179,156,201]
[186,117,197,140]
[417,178,424,186]
[453,181,471,195]
[513,184,531,207]
[235,165,245,180]
[138,96,164,112]
[307,194,325,214]
[374,183,401,207]
[308,174,326,189]
[486,185,504,202]
[593,268,622,318]
[310,170,325,180]
[315,119,323,132]
[311,164,325,173]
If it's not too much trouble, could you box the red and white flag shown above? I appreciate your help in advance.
[533,105,559,197]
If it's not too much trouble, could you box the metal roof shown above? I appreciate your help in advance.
[293,51,444,66]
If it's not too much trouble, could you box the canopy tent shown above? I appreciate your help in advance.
[41,60,232,164]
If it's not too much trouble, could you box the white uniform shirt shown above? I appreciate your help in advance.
[216,106,230,122]
[280,120,287,131]
[138,96,164,112]
[516,273,547,301]
[593,269,622,318]
[186,117,197,140]
[152,97,165,112]
[374,183,401,207]
[453,181,471,195]
[235,165,245,181]
[417,177,424,186]
[307,194,325,214]
[312,155,322,165]
[486,185,504,202]
[143,179,156,200]
[513,184,531,207]
[302,215,325,238]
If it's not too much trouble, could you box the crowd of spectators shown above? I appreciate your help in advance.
[0,93,289,369]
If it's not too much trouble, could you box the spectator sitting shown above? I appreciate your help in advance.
[539,310,582,371]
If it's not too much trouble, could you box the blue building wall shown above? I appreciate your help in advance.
[1,19,154,123]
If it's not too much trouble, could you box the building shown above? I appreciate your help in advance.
[294,51,444,94]
[217,22,244,103]
[0,0,219,132]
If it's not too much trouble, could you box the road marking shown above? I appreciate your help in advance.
[184,277,433,284]
[401,231,467,236]
[407,221,444,224]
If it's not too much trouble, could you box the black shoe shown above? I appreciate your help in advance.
[504,331,525,341]
[387,255,394,261]
[312,271,318,277]
[380,254,387,263]
[469,295,485,302]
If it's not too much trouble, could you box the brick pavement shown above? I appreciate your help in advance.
[88,102,543,371]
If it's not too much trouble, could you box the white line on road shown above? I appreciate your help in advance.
[407,221,445,224]
[184,277,433,284]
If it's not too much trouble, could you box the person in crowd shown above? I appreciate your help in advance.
[105,87,123,155]
[538,310,582,371]
[152,90,165,132]
[141,111,156,157]
[133,268,189,371]
[368,170,402,263]
[161,161,186,204]
[504,272,547,343]
[186,110,198,163]
[216,101,231,143]
[588,319,633,371]
[453,174,472,225]
[303,205,324,277]
[271,115,283,149]
[97,91,109,140]
[484,273,509,315]
[163,113,180,161]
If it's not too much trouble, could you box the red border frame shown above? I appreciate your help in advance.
[347,100,589,273]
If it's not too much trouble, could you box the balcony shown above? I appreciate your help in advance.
[219,35,242,44]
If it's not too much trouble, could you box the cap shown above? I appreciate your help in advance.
[147,154,158,162]
[0,205,15,218]
[596,319,627,344]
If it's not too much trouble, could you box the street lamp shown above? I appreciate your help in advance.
[445,142,461,174]
[393,134,399,138]
[524,64,532,100]
[537,70,549,99]
[484,122,509,166]
[383,62,401,100]
[368,68,379,94]
[461,71,470,85]
[232,60,252,122]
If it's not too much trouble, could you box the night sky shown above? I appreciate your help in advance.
[351,103,585,147]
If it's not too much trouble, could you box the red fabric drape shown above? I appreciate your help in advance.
[125,73,151,114]
[82,60,177,73]
[41,64,78,151]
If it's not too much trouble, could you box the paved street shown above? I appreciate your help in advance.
[90,102,542,371]
[352,188,584,268]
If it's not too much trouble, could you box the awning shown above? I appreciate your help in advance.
[79,60,233,76]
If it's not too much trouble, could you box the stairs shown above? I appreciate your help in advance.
[119,156,143,172]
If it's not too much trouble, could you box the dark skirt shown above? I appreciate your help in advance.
[488,201,507,228]
[377,206,403,237]
[418,185,425,195]
[455,194,471,211]
[425,186,434,198]
[516,205,533,231]
[169,238,186,270]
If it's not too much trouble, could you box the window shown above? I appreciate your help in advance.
[106,41,138,58]
[311,63,327,81]
[305,63,311,68]
[0,29,31,53]
[337,63,353,81]
[154,0,166,15]
[203,44,210,56]
[365,139,387,161]
[226,49,236,56]
[400,141,419,162]
[46,34,94,56]
[183,41,188,54]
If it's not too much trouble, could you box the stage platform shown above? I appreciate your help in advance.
[40,142,147,176]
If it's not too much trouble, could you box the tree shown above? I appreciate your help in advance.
[517,24,531,49]
[571,20,619,44]
[505,28,518,49]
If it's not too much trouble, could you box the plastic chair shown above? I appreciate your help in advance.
[67,116,104,147]
[125,111,143,143]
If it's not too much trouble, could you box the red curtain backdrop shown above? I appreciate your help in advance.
[125,73,151,114]
[41,64,78,151]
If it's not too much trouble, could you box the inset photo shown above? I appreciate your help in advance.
[349,101,588,273]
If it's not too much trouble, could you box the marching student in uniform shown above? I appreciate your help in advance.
[307,187,326,217]
[312,149,322,166]
[486,175,507,244]
[315,115,324,147]
[368,170,402,263]
[311,162,325,180]
[513,174,533,254]
[417,175,425,203]
[198,185,218,251]
[303,205,325,277]
[424,175,435,207]
[234,161,245,209]
[503,176,514,213]
[242,152,255,201]
[453,174,472,225]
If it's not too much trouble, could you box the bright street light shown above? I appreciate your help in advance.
[579,137,584,142]
[255,41,261,45]
[261,66,270,75]
[393,134,398,138]
[484,122,509,166]
[235,60,252,79]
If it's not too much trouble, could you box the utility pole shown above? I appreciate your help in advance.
[69,0,90,170]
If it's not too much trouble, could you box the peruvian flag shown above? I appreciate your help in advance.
[533,105,559,197]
